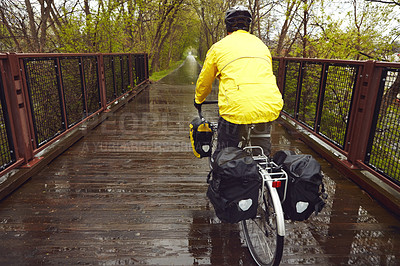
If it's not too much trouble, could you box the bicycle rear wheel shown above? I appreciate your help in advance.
[242,184,284,266]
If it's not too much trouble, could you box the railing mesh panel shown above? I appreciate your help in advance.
[0,53,146,173]
[283,61,300,117]
[82,57,101,114]
[135,54,146,84]
[24,59,64,146]
[60,58,86,128]
[367,69,400,184]
[104,56,115,103]
[134,55,140,84]
[0,68,15,169]
[298,63,322,129]
[319,64,358,148]
[132,56,137,87]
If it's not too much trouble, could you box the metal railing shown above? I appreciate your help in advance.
[0,66,15,171]
[367,67,400,182]
[0,53,148,174]
[273,57,400,190]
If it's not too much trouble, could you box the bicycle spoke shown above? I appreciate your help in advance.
[242,186,284,266]
[256,231,273,259]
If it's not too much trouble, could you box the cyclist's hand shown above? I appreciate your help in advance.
[194,99,202,110]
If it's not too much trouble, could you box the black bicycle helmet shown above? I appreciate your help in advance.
[225,5,252,33]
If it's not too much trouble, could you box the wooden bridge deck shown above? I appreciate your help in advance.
[0,56,399,265]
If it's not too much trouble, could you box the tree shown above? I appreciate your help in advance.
[305,0,398,60]
[247,0,278,38]
[191,0,229,60]
[274,0,302,56]
[0,0,57,52]
[271,0,320,57]
[147,0,185,72]
[1,0,399,74]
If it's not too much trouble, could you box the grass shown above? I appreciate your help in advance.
[149,60,184,82]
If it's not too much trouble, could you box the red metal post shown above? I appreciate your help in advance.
[294,61,304,120]
[276,57,285,93]
[145,53,149,80]
[128,54,134,89]
[79,57,88,116]
[97,54,107,110]
[346,60,382,165]
[3,53,34,163]
[56,58,68,130]
[0,59,20,165]
[314,63,329,134]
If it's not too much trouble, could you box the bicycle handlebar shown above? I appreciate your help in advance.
[197,100,218,120]
[201,100,219,104]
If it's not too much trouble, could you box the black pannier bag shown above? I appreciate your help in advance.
[189,117,213,158]
[206,147,260,223]
[273,150,327,221]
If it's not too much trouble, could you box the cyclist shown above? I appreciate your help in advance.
[194,5,283,157]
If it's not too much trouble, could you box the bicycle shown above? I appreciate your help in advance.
[197,101,288,266]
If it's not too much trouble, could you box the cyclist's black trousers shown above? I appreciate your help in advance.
[214,117,271,158]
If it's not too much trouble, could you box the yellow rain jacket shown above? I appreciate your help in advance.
[195,30,283,124]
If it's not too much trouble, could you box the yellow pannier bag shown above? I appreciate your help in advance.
[189,117,213,158]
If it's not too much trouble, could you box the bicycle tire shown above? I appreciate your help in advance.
[242,184,284,266]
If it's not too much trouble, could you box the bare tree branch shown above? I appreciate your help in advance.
[365,0,400,6]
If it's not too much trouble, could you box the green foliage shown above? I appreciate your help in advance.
[319,65,358,147]
[191,0,228,60]
[306,0,398,60]
[282,61,301,117]
[2,0,399,69]
[53,0,201,74]
[0,102,13,168]
[0,23,14,52]
[298,63,322,129]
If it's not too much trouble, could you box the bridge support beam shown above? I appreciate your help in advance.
[3,53,34,164]
[346,60,382,165]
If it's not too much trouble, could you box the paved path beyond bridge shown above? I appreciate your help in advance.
[0,55,399,265]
